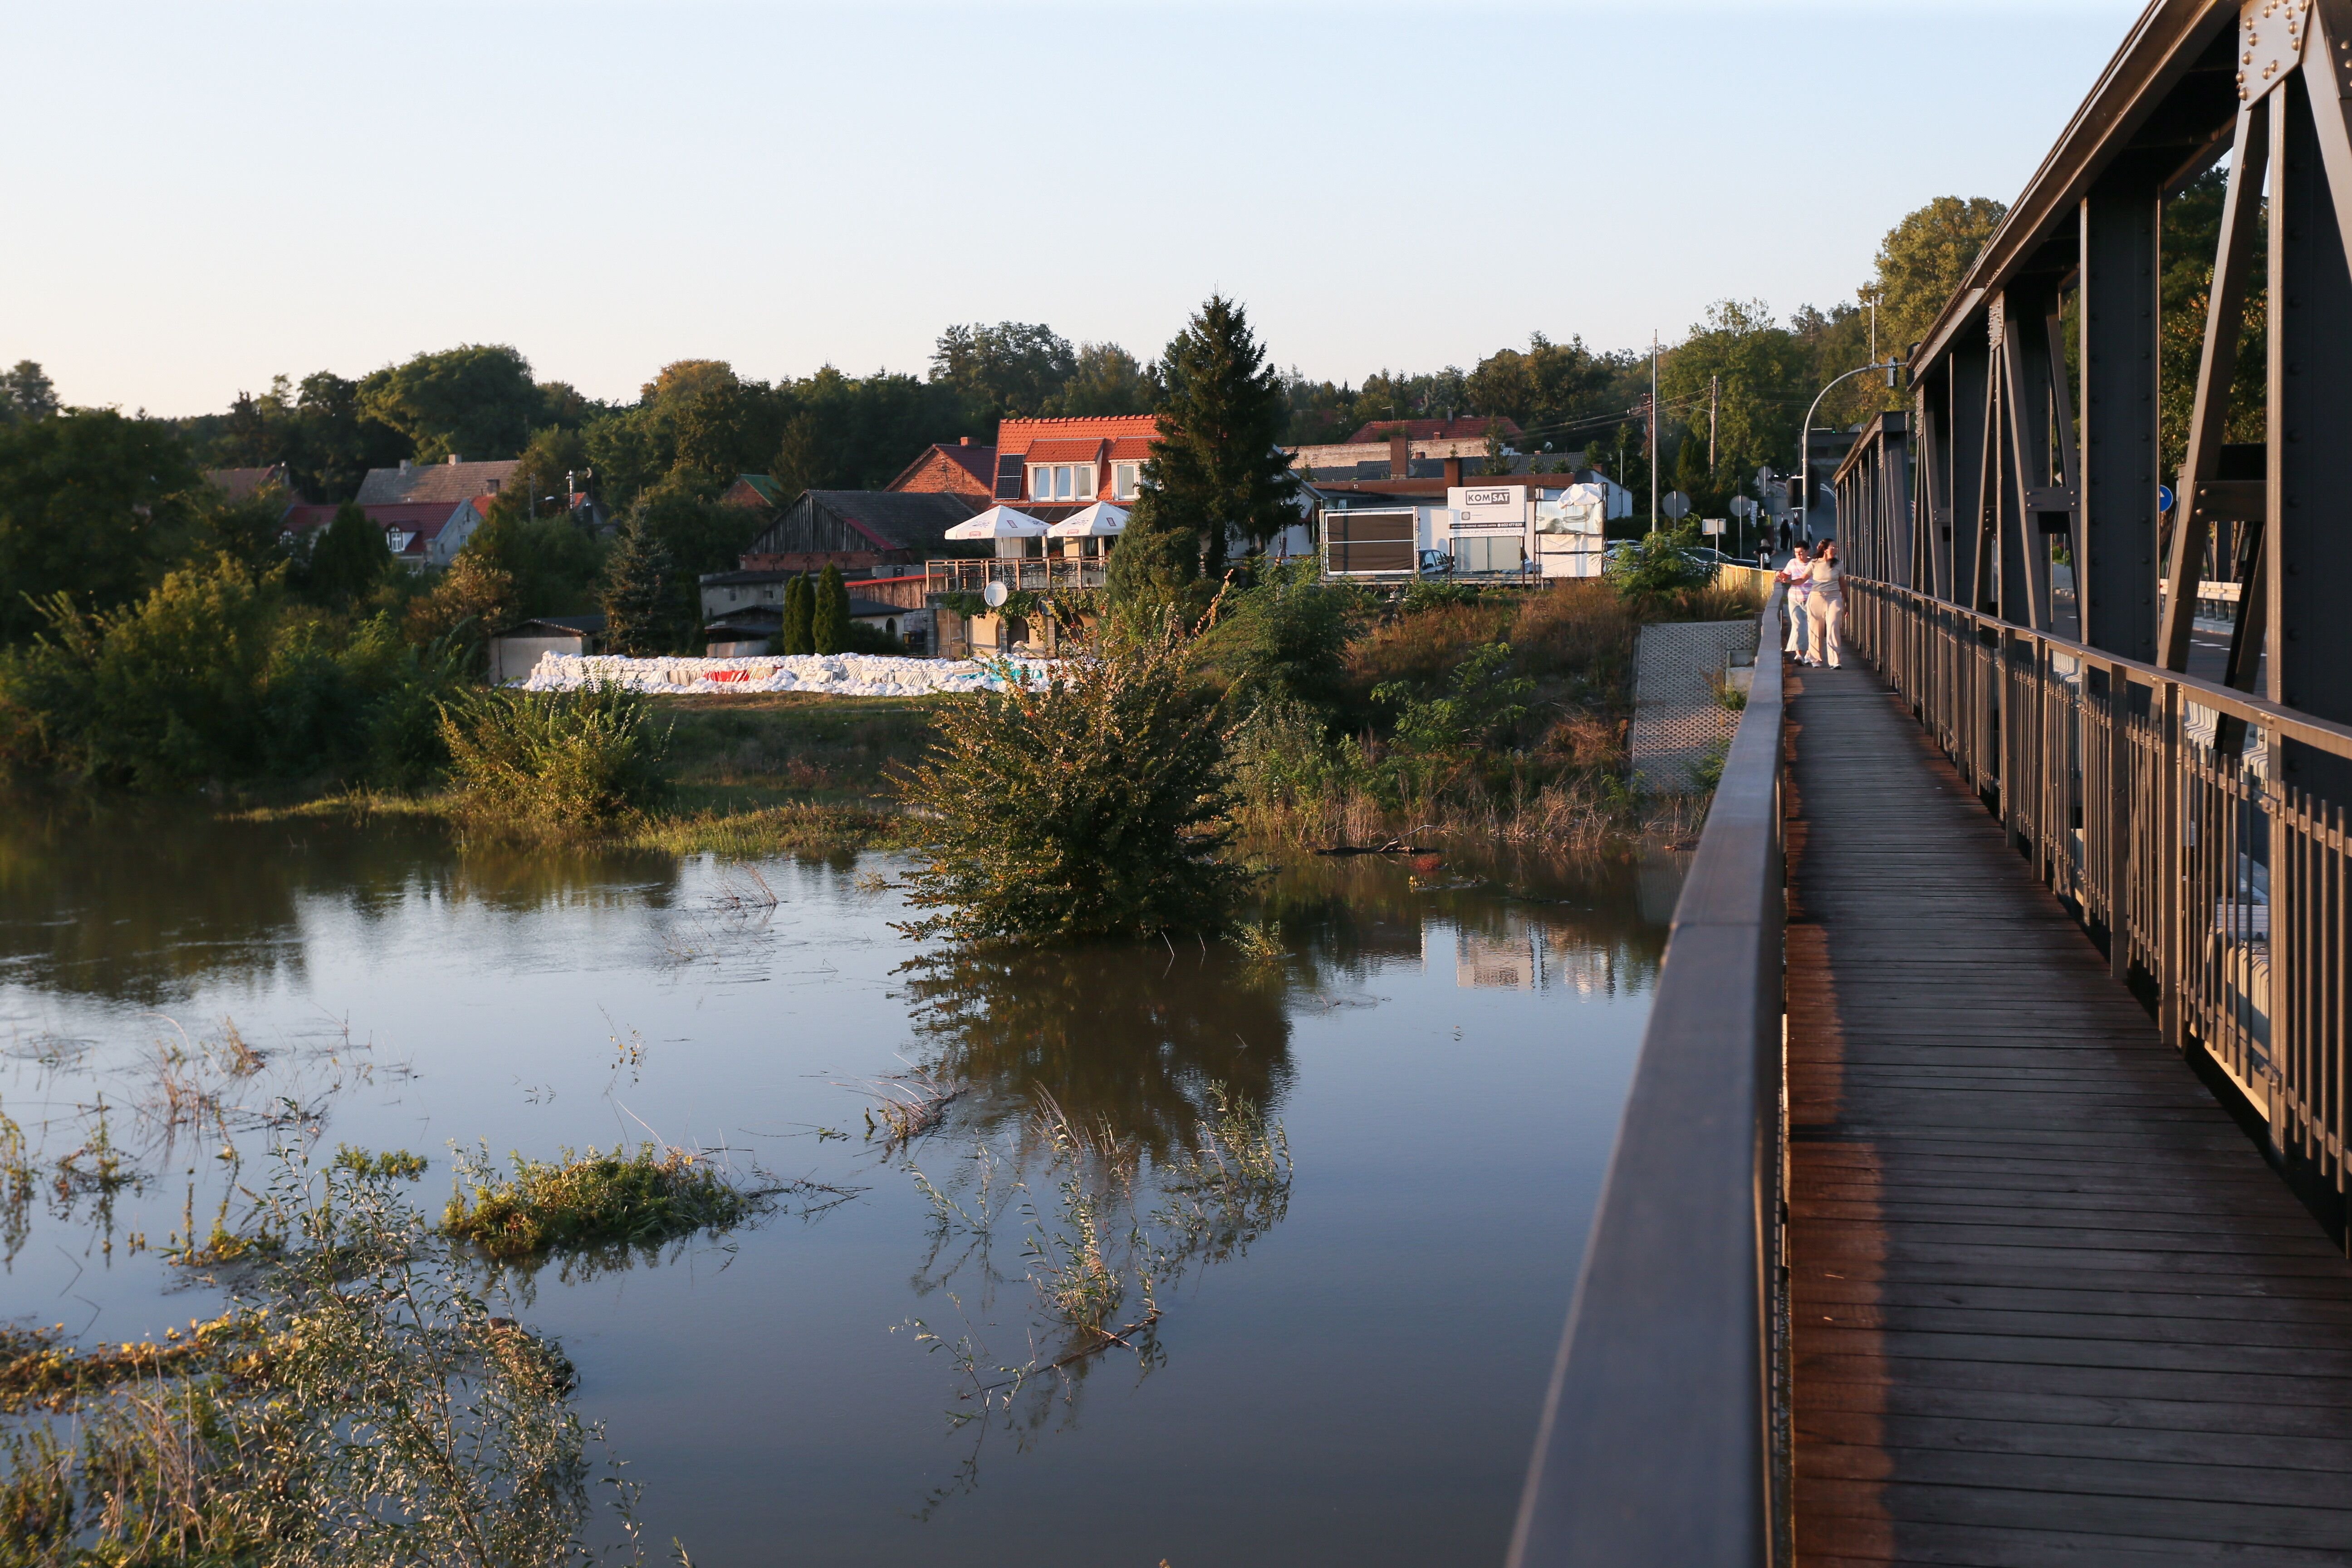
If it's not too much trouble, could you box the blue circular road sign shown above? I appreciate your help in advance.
[2158,484,2176,514]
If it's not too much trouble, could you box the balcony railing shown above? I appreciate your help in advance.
[924,558,1108,596]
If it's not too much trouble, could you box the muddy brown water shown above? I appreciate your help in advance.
[0,797,1683,1566]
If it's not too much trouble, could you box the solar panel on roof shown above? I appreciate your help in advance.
[995,455,1024,500]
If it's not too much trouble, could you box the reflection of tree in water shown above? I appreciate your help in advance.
[897,941,1296,1164]
[0,794,686,1005]
[890,1081,1290,1520]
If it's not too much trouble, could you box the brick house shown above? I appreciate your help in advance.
[885,439,996,503]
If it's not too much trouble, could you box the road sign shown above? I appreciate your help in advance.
[1702,517,1725,536]
[1730,496,1759,518]
[1661,490,1692,519]
[2158,484,2176,515]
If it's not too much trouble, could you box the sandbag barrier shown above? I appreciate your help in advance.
[518,652,1053,699]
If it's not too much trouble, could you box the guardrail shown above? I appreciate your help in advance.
[1845,578,2352,1184]
[1509,588,1788,1568]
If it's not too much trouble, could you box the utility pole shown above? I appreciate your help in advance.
[1648,330,1658,534]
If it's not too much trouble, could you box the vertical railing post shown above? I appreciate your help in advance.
[2161,678,2184,1052]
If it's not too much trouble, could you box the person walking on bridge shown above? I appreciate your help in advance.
[1805,542,1844,669]
[1781,544,1813,658]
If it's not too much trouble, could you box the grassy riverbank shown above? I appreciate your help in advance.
[219,576,1754,859]
[234,692,944,855]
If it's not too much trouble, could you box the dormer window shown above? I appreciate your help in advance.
[1027,462,1097,502]
[1111,461,1142,501]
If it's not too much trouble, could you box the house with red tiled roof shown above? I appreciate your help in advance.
[281,500,485,572]
[987,415,1161,520]
[885,438,997,503]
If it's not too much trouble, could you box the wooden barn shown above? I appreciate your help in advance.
[739,490,985,573]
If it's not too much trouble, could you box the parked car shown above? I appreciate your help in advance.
[1416,548,1455,575]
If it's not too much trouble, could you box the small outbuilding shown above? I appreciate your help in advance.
[489,615,605,685]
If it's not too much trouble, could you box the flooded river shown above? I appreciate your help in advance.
[0,798,1679,1566]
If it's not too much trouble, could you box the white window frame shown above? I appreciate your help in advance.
[1112,461,1141,500]
[1029,461,1099,502]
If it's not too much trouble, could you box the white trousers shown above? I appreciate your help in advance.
[1785,593,1809,652]
[1807,593,1842,667]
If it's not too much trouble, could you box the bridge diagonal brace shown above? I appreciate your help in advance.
[2159,94,2270,671]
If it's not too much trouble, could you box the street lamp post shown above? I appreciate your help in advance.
[1796,360,1901,546]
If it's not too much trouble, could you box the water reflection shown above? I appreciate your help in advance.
[0,793,695,1006]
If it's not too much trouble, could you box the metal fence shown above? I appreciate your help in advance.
[1509,590,1787,1568]
[1846,578,2352,1186]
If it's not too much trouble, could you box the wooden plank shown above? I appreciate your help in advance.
[1784,662,2352,1558]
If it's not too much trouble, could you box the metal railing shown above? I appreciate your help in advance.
[1845,578,2352,1179]
[1509,590,1787,1568]
[923,558,1107,595]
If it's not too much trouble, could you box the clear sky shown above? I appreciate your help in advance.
[3,0,2149,416]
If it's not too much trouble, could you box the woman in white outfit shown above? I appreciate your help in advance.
[1781,544,1813,656]
[1805,543,1844,668]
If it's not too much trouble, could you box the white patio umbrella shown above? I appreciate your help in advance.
[1045,502,1130,538]
[944,505,1049,541]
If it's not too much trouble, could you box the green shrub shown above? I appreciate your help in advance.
[1215,558,1357,715]
[1372,641,1535,805]
[442,1142,764,1258]
[894,613,1251,943]
[0,556,463,790]
[1400,579,1479,613]
[436,681,673,834]
[1605,524,1713,603]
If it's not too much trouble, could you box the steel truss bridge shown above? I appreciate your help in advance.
[1508,4,2352,1563]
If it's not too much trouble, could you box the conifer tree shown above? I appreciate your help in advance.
[599,515,675,656]
[780,573,813,655]
[1104,486,1200,611]
[1147,295,1295,574]
[307,501,395,608]
[811,563,848,654]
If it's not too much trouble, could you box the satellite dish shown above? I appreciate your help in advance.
[1661,491,1692,520]
[982,580,1009,609]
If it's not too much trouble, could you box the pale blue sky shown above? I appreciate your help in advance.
[3,1,2149,416]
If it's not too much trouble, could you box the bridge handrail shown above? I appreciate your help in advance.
[1509,588,1788,1568]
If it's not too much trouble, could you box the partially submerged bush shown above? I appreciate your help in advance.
[893,613,1253,944]
[437,680,673,835]
[442,1142,766,1259]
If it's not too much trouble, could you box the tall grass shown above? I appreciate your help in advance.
[437,681,673,837]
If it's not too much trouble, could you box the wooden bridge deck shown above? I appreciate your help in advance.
[1784,662,2352,1566]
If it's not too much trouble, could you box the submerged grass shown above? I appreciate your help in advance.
[441,1142,771,1259]
[0,1150,656,1567]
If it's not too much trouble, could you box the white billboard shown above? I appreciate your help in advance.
[1448,485,1527,528]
